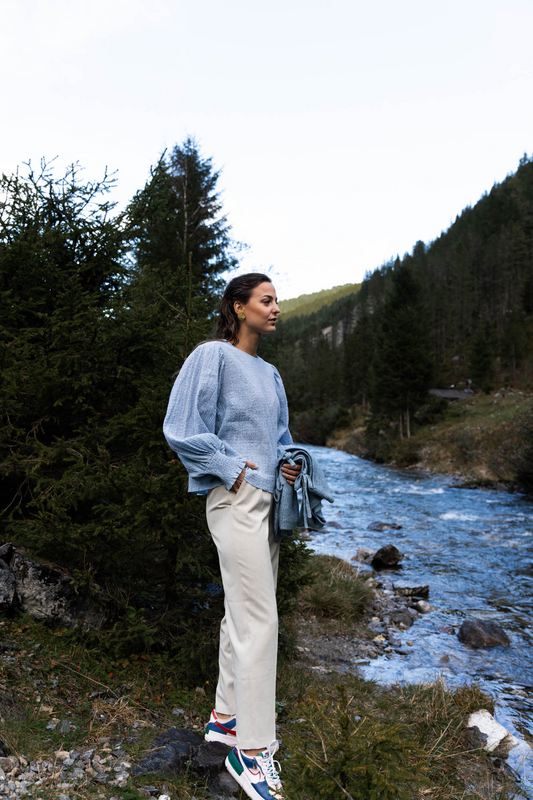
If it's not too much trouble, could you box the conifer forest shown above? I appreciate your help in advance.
[262,153,533,459]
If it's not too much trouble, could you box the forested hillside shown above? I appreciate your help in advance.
[279,282,361,319]
[260,154,533,457]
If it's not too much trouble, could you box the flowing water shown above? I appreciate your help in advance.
[304,445,533,796]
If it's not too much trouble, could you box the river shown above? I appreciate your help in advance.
[304,445,533,796]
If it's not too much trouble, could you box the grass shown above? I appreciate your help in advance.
[407,390,533,483]
[0,561,523,800]
[276,670,517,800]
[328,390,533,485]
[297,554,374,623]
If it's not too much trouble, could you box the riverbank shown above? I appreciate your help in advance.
[326,389,533,487]
[0,553,522,800]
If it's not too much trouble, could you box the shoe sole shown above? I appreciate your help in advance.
[204,729,236,747]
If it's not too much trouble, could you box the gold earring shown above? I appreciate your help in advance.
[237,311,246,320]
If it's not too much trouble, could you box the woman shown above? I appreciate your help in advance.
[163,273,300,800]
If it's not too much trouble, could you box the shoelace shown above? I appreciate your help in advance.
[256,740,282,789]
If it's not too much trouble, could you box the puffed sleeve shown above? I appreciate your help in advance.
[273,366,293,458]
[163,343,247,490]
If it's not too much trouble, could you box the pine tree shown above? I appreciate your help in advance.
[470,321,495,393]
[128,138,238,310]
[0,160,223,670]
[370,261,432,438]
[344,307,375,407]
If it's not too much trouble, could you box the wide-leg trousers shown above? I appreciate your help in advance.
[206,479,280,749]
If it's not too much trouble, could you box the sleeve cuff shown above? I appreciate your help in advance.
[207,449,247,491]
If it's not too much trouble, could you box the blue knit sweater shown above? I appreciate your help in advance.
[163,341,293,494]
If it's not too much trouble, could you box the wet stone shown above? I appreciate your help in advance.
[458,619,511,647]
[390,610,415,628]
[367,521,402,532]
[371,544,404,568]
[393,584,429,598]
[439,624,455,634]
[416,600,437,614]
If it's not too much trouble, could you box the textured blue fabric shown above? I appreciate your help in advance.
[163,341,292,493]
[273,446,334,541]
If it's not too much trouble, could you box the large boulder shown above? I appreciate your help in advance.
[371,544,404,568]
[458,619,510,647]
[0,542,106,629]
[11,553,106,629]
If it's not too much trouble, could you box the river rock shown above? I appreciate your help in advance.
[371,544,404,568]
[389,609,415,628]
[367,522,403,532]
[458,619,510,647]
[467,710,520,755]
[439,624,455,634]
[416,600,437,614]
[393,583,429,598]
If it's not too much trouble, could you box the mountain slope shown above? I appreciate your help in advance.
[279,282,361,319]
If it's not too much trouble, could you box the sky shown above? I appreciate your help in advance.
[2,0,533,300]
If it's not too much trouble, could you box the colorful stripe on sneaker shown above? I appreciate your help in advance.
[225,747,277,799]
[205,710,237,745]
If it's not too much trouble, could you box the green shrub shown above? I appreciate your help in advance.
[391,437,421,466]
[285,684,422,799]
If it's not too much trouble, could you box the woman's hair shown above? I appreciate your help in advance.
[214,272,272,344]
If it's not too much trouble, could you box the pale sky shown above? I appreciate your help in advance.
[2,0,533,300]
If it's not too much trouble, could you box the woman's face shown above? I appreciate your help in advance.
[236,282,280,336]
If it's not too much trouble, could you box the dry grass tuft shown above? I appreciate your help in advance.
[298,554,374,623]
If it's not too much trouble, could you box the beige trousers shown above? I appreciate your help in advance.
[206,479,280,749]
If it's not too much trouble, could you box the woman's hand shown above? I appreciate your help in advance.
[231,461,258,493]
[281,460,302,486]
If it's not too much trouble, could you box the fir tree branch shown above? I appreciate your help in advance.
[300,750,355,800]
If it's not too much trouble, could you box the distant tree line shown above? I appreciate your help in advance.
[0,141,309,675]
[261,154,533,456]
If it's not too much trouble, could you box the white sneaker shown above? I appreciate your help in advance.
[226,743,284,799]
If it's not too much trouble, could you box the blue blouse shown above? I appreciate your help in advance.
[163,341,292,494]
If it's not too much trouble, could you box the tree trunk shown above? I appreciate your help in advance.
[399,412,403,441]
[406,407,411,439]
